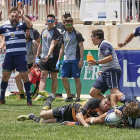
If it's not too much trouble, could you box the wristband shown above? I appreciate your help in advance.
[47,55,50,58]
[96,61,99,65]
[90,117,95,125]
[80,58,83,61]
[113,105,118,110]
[123,42,126,46]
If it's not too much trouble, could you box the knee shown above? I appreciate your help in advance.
[40,110,46,119]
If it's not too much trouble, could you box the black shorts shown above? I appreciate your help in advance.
[39,57,59,73]
[28,63,33,69]
[52,105,68,123]
[45,0,55,5]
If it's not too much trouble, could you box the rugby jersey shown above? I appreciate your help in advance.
[98,40,121,72]
[107,95,140,128]
[61,28,85,60]
[61,98,103,122]
[0,21,28,55]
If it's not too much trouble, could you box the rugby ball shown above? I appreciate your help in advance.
[105,112,122,125]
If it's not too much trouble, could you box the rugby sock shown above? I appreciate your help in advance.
[20,91,25,98]
[33,116,43,123]
[29,114,36,120]
[0,81,8,99]
[41,93,55,110]
[24,81,31,101]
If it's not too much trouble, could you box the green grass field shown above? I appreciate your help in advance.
[0,96,140,140]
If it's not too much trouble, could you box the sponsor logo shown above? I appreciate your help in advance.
[98,12,106,18]
[9,32,18,40]
[65,37,70,42]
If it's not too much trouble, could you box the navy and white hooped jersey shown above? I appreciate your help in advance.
[0,21,28,55]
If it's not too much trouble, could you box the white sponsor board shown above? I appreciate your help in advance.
[80,0,120,21]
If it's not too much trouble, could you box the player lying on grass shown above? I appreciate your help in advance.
[17,91,111,127]
[86,93,140,128]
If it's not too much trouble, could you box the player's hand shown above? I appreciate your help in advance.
[118,42,125,48]
[43,55,49,62]
[88,60,96,65]
[18,9,23,17]
[56,60,61,70]
[98,71,102,76]
[78,60,83,68]
[84,123,90,127]
[35,57,40,64]
[0,11,3,21]
[114,109,122,117]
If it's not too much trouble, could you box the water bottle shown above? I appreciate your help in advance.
[87,51,94,70]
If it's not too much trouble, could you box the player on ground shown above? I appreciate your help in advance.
[17,94,111,127]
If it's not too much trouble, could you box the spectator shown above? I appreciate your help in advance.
[35,14,60,97]
[17,0,31,15]
[17,94,111,127]
[0,7,33,106]
[5,0,19,16]
[45,0,58,24]
[55,11,71,35]
[31,0,39,21]
[56,17,84,102]
[15,29,38,99]
[25,15,41,45]
[88,29,123,100]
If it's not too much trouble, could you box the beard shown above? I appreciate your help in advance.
[25,35,30,39]
[10,20,19,27]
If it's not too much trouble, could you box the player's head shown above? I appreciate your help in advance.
[46,14,55,28]
[64,17,73,32]
[91,29,104,45]
[9,7,19,27]
[62,11,71,22]
[25,29,30,39]
[100,94,111,112]
[123,102,140,118]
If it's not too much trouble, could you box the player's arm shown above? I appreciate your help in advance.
[58,44,64,60]
[85,112,108,124]
[118,32,135,48]
[44,40,59,62]
[36,40,42,57]
[111,93,123,107]
[76,112,90,127]
[78,42,84,68]
[32,40,38,67]
[19,9,32,28]
[111,93,123,117]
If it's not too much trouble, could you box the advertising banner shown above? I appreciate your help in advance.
[80,0,120,21]
[116,50,140,97]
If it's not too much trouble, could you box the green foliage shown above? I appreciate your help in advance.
[0,96,140,140]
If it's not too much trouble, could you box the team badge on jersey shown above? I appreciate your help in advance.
[65,37,70,42]
[43,34,48,38]
[5,29,10,33]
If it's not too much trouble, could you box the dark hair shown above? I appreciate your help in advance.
[105,94,111,101]
[10,7,18,14]
[63,11,71,18]
[25,15,30,20]
[91,29,104,39]
[64,17,73,24]
[123,102,140,118]
[47,14,55,20]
